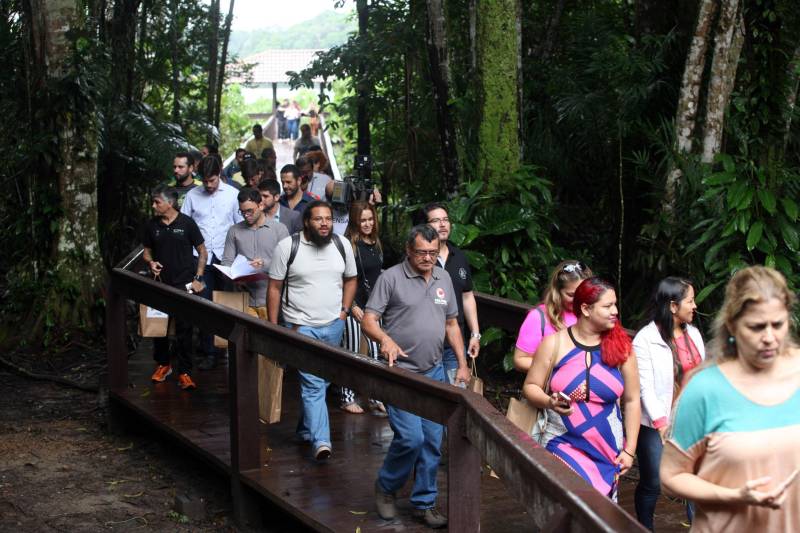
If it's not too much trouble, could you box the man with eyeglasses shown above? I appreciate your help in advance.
[422,202,481,385]
[221,188,289,319]
[267,200,357,462]
[361,224,469,529]
[181,156,243,370]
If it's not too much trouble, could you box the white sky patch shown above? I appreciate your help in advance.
[228,0,350,31]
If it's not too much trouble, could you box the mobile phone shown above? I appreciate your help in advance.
[557,391,572,404]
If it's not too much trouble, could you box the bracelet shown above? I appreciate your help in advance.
[622,448,635,458]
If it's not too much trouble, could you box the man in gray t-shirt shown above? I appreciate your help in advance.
[267,201,357,462]
[362,225,468,528]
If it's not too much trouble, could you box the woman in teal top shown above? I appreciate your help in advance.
[660,266,800,532]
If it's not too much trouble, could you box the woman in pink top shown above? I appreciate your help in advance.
[513,260,593,373]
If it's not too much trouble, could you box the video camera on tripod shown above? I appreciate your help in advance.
[330,155,374,207]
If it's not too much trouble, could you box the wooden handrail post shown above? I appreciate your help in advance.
[228,324,261,528]
[447,403,481,531]
[106,277,128,391]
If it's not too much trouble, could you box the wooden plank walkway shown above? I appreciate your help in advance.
[111,343,687,532]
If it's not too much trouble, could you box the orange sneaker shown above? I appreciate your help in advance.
[151,364,172,382]
[177,373,196,390]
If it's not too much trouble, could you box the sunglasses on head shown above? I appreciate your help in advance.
[562,262,585,274]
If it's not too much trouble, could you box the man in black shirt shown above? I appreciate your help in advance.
[423,203,481,385]
[142,185,207,390]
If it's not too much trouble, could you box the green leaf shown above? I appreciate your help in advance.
[757,189,777,214]
[780,221,799,252]
[746,221,764,251]
[502,351,516,373]
[501,246,510,265]
[704,171,736,186]
[473,205,530,236]
[466,181,483,199]
[479,327,504,347]
[781,198,799,221]
[718,153,735,173]
[462,250,488,270]
[695,281,723,305]
[449,223,480,247]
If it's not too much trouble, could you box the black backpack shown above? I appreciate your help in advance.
[282,232,347,306]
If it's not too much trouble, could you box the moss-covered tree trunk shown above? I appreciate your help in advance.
[475,0,520,189]
[33,0,104,332]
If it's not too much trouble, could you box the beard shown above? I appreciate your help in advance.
[307,226,333,246]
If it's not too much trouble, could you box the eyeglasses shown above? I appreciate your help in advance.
[428,217,450,224]
[562,262,585,274]
[412,249,439,258]
[239,208,257,216]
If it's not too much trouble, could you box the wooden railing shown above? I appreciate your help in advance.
[105,248,645,532]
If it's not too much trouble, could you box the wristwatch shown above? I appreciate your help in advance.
[193,275,203,282]
[470,332,481,340]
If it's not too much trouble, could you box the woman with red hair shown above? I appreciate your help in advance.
[523,277,641,500]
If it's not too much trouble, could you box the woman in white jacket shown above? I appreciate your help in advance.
[633,277,705,530]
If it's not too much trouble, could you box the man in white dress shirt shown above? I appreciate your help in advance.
[181,155,243,370]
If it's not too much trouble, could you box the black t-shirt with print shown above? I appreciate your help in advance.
[141,213,204,286]
[439,242,474,341]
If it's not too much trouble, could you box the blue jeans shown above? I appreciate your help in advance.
[377,364,445,509]
[442,343,468,385]
[287,119,299,140]
[290,318,345,450]
[634,425,662,530]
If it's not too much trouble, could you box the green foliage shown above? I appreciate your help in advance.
[448,166,560,303]
[229,10,356,57]
[219,84,251,157]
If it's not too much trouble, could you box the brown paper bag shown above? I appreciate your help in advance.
[138,304,174,337]
[258,356,284,424]
[506,397,537,435]
[212,291,249,348]
[468,358,484,395]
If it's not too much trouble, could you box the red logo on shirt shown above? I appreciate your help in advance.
[436,287,445,299]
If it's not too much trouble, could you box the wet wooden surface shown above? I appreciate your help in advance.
[111,343,687,532]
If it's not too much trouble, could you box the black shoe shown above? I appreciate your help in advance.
[374,481,397,520]
[412,508,447,529]
[197,355,217,371]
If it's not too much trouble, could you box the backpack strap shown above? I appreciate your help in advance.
[282,233,302,306]
[536,306,546,338]
[331,233,347,264]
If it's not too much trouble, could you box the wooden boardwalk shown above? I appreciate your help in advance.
[111,343,687,532]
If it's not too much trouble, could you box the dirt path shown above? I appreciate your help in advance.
[0,370,236,532]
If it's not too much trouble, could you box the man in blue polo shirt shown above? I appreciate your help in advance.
[362,224,469,529]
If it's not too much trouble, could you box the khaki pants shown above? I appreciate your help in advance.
[246,306,282,423]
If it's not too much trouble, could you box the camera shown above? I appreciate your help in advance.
[330,155,374,207]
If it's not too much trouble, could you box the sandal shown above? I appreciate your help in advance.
[340,402,364,414]
[369,400,388,417]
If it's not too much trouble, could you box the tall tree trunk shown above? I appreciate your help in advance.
[206,0,220,143]
[535,0,567,61]
[110,0,141,107]
[135,0,148,101]
[404,52,416,189]
[214,0,234,130]
[425,0,459,195]
[356,0,371,172]
[30,0,104,329]
[663,0,717,213]
[475,0,521,189]
[169,0,180,124]
[700,0,744,163]
[782,41,800,150]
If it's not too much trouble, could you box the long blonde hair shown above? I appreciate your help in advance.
[542,260,593,330]
[345,201,382,253]
[709,265,796,361]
